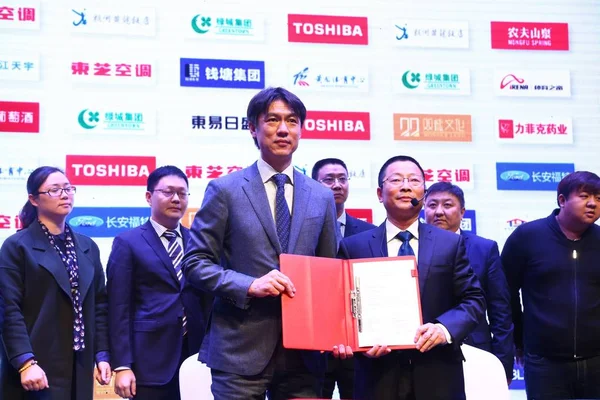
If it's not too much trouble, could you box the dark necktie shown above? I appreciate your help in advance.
[273,174,291,253]
[337,221,344,246]
[163,229,187,335]
[397,231,415,256]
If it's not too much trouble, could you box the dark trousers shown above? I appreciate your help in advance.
[354,351,466,400]
[210,341,320,400]
[524,353,600,400]
[134,336,190,400]
[321,354,354,399]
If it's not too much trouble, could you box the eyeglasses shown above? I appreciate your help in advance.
[318,177,349,186]
[36,186,77,197]
[382,175,424,188]
[153,189,190,199]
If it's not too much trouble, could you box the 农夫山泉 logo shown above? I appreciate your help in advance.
[491,21,569,51]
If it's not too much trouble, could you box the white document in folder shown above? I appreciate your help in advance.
[352,258,421,348]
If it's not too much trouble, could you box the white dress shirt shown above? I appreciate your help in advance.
[149,218,184,250]
[257,157,294,219]
[385,218,420,260]
[337,211,347,237]
[384,218,452,343]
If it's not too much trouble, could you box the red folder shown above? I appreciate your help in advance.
[280,254,422,352]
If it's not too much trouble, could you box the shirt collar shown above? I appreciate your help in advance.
[338,211,347,226]
[386,218,420,243]
[150,218,182,238]
[257,157,295,185]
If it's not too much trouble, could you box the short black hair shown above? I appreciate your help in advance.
[311,158,348,180]
[556,171,600,206]
[377,155,425,187]
[425,182,466,209]
[247,87,307,148]
[147,165,188,192]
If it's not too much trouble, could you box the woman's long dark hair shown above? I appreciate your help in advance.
[20,166,64,229]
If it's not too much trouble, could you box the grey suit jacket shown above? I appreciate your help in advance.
[182,162,338,376]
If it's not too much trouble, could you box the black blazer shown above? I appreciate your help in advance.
[344,213,376,238]
[0,221,109,400]
[460,231,514,379]
[0,290,4,336]
[107,221,212,386]
[339,222,486,399]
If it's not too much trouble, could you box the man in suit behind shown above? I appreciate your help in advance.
[424,182,514,383]
[182,87,339,400]
[107,165,211,400]
[338,155,485,400]
[311,157,375,399]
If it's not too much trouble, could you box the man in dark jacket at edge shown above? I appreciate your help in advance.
[501,171,600,400]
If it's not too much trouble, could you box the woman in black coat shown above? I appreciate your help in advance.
[0,166,112,399]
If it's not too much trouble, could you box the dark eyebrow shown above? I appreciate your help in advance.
[265,111,299,119]
[45,183,70,188]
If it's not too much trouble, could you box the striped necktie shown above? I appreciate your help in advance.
[163,229,187,335]
[273,174,291,253]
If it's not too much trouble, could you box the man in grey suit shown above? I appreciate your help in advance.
[182,87,339,400]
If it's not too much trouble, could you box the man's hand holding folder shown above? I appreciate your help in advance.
[248,269,297,298]
[334,321,449,360]
[280,254,423,354]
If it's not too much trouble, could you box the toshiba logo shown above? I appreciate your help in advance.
[71,164,150,177]
[302,111,370,140]
[291,23,364,37]
[304,119,365,132]
[66,155,156,186]
[288,14,368,45]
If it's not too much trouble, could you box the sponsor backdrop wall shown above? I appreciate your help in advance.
[1,0,599,396]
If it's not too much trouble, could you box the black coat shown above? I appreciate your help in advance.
[0,221,109,400]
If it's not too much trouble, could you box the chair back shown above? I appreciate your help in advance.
[179,353,213,400]
[462,344,510,400]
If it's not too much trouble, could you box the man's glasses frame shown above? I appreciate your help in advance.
[152,189,190,199]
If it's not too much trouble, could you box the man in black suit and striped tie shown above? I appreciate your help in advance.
[106,165,212,400]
